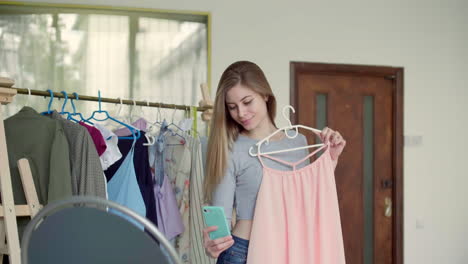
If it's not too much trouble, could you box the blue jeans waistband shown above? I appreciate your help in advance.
[232,235,249,247]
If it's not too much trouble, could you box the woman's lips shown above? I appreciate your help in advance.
[241,118,252,126]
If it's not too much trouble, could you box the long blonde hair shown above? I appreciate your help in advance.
[204,61,277,202]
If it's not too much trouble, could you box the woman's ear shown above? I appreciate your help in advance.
[264,95,269,102]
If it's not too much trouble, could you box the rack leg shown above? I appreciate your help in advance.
[17,159,42,218]
[0,89,21,264]
[0,221,5,263]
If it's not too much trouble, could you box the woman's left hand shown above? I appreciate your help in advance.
[319,127,346,167]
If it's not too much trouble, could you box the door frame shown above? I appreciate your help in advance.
[290,62,404,264]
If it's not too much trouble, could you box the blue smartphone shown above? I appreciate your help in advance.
[202,206,231,240]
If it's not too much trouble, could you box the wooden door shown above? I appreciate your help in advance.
[291,62,404,264]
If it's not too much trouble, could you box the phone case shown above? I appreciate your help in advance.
[202,206,231,240]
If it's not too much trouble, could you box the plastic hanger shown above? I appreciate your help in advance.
[67,92,94,125]
[142,100,157,146]
[128,98,151,132]
[129,99,142,123]
[107,97,131,129]
[144,120,186,147]
[144,103,185,146]
[25,88,31,107]
[166,106,185,133]
[59,91,69,114]
[87,91,140,140]
[40,89,54,115]
[248,105,324,157]
[162,119,186,146]
[145,102,163,136]
[165,106,187,144]
[58,91,78,123]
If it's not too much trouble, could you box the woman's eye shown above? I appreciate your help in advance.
[244,100,252,105]
[228,106,236,110]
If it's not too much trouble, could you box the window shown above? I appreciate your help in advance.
[0,3,210,131]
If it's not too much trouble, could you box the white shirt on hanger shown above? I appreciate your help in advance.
[94,123,122,171]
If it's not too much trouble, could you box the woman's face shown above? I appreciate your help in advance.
[225,83,269,131]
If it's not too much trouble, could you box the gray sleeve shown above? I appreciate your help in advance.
[47,123,73,202]
[211,157,236,222]
[79,131,106,198]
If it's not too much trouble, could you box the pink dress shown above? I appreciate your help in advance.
[247,144,346,264]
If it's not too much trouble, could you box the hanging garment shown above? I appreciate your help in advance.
[113,118,147,136]
[154,173,185,240]
[149,129,184,240]
[107,142,146,228]
[164,132,191,208]
[4,107,73,236]
[162,132,192,262]
[152,125,167,187]
[105,131,158,226]
[189,136,216,264]
[94,123,122,171]
[247,144,346,264]
[48,111,106,198]
[79,121,107,156]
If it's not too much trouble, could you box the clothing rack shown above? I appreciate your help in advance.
[0,78,213,263]
[10,87,213,112]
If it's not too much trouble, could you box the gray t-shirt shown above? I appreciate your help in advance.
[211,132,310,221]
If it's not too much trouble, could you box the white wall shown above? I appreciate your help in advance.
[19,0,468,263]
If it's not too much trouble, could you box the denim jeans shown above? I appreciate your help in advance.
[216,235,249,264]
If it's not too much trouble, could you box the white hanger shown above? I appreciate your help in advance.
[143,100,157,146]
[248,105,325,157]
[25,88,31,107]
[113,97,129,123]
[128,99,138,122]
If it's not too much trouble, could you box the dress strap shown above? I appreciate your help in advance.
[257,153,266,168]
[260,143,328,169]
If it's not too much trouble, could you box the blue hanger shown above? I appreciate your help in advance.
[40,89,54,115]
[87,91,140,140]
[59,91,83,123]
[67,92,94,125]
[58,91,71,114]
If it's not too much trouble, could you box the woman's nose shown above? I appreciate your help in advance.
[238,106,247,118]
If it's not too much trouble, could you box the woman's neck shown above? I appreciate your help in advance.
[241,120,283,141]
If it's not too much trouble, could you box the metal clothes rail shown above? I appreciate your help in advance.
[10,88,212,112]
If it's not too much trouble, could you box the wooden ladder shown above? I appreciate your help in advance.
[0,79,42,264]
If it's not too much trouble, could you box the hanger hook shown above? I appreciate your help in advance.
[157,102,162,122]
[130,99,137,120]
[60,91,68,113]
[139,99,145,117]
[25,88,31,107]
[98,90,102,111]
[171,105,177,124]
[46,89,54,114]
[115,97,123,117]
[282,105,295,128]
[282,105,299,138]
[71,92,79,114]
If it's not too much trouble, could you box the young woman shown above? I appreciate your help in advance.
[203,61,346,263]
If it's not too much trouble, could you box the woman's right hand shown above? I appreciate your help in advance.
[203,226,234,258]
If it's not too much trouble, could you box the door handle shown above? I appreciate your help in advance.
[384,197,392,218]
